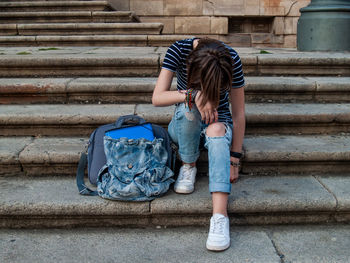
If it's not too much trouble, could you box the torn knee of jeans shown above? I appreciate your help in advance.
[205,123,226,137]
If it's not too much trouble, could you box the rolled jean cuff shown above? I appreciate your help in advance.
[178,151,200,164]
[209,182,231,194]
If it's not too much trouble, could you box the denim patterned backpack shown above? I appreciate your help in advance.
[76,115,175,201]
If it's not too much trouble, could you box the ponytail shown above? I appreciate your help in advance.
[187,38,232,108]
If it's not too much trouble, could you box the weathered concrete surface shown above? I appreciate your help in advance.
[0,77,69,94]
[229,175,335,213]
[244,135,350,162]
[151,176,213,215]
[0,176,150,228]
[0,175,345,228]
[246,103,350,134]
[247,103,350,124]
[1,225,349,263]
[0,35,191,47]
[246,76,316,92]
[0,11,137,23]
[0,36,37,46]
[310,77,350,102]
[0,78,70,104]
[258,52,350,76]
[0,137,33,176]
[1,76,350,104]
[151,175,336,225]
[0,47,160,77]
[0,103,141,135]
[16,22,163,36]
[136,104,175,125]
[312,77,350,92]
[1,135,350,175]
[2,103,350,136]
[0,104,135,136]
[36,34,149,47]
[0,1,110,12]
[0,227,280,263]
[316,175,350,212]
[272,225,350,263]
[66,77,162,103]
[147,34,195,46]
[19,137,87,175]
[243,135,350,174]
[67,77,158,93]
[0,47,348,76]
[0,24,17,36]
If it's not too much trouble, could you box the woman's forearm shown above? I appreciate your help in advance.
[152,90,186,107]
[152,69,185,107]
[231,114,245,153]
[229,87,246,153]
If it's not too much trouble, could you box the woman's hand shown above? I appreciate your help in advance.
[230,157,240,183]
[194,91,218,124]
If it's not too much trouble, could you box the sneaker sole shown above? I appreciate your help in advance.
[206,242,230,252]
[173,187,194,194]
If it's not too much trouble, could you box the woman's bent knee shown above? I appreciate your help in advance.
[206,122,226,137]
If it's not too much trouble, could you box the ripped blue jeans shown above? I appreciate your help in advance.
[168,103,233,194]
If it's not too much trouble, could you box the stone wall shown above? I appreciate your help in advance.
[108,0,311,48]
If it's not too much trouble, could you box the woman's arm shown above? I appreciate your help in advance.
[229,86,246,182]
[230,86,245,152]
[152,69,186,107]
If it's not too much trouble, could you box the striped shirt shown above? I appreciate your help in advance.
[162,38,245,125]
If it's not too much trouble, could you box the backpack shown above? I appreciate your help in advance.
[76,115,176,200]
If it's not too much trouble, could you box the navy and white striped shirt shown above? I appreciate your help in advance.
[162,37,245,125]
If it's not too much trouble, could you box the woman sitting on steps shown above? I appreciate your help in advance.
[152,37,246,251]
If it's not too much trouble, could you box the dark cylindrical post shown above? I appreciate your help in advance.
[297,0,350,51]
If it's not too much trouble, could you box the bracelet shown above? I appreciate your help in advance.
[185,88,193,110]
[191,89,198,103]
[230,161,241,167]
[230,151,242,159]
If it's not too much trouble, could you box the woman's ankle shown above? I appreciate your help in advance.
[212,192,229,217]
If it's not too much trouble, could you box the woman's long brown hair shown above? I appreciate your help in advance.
[187,38,233,109]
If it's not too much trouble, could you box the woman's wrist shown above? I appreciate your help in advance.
[230,156,241,168]
[230,151,242,159]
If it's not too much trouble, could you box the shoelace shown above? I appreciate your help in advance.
[210,216,225,235]
[179,166,194,182]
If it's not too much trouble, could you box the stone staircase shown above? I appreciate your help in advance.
[0,0,191,46]
[0,0,350,230]
[1,44,350,228]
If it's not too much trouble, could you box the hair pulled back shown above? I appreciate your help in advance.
[187,38,233,109]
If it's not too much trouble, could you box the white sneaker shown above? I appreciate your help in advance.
[206,213,230,251]
[174,164,197,194]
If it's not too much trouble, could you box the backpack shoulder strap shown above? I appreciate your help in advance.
[115,115,146,128]
[76,152,98,196]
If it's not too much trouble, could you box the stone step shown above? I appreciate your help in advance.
[0,35,192,47]
[1,23,163,36]
[0,47,349,77]
[0,1,111,12]
[1,77,349,104]
[0,47,160,77]
[0,174,348,228]
[1,135,350,176]
[2,0,97,1]
[0,11,139,23]
[157,46,350,77]
[1,225,350,262]
[1,103,350,136]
